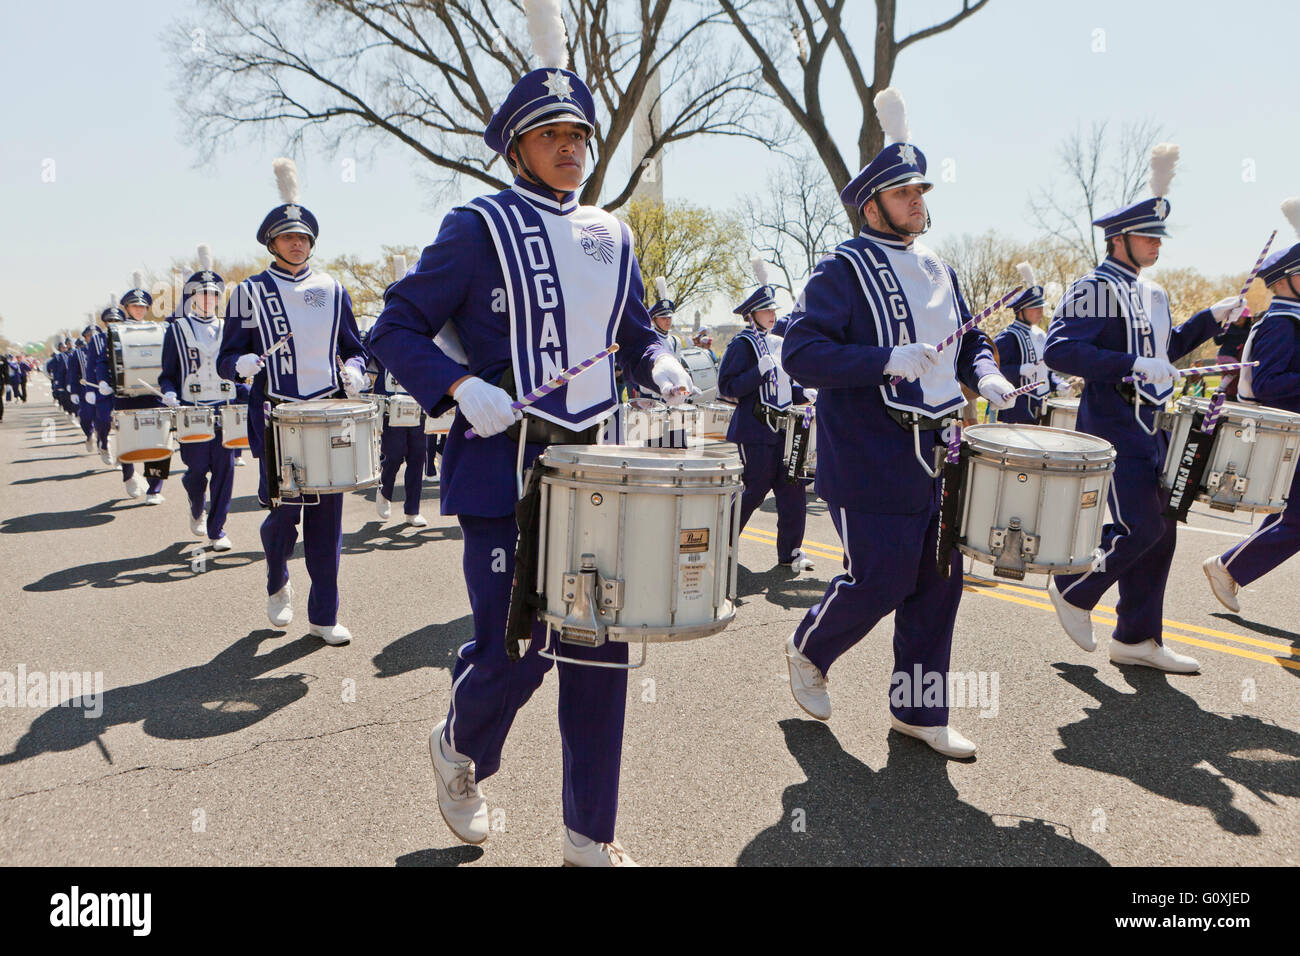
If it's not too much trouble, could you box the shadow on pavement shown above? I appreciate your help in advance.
[1052,662,1300,836]
[10,470,101,485]
[10,454,86,464]
[1,500,121,534]
[1209,612,1300,649]
[24,542,258,592]
[0,631,324,767]
[395,846,484,867]
[737,563,827,611]
[341,520,462,557]
[738,719,1108,865]
[372,614,473,679]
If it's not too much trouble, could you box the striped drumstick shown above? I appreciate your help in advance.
[1228,230,1277,320]
[259,332,293,364]
[464,343,621,440]
[946,422,962,465]
[1001,379,1050,401]
[1121,360,1258,384]
[888,286,1023,385]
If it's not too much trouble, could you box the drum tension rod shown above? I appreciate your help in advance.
[559,553,624,647]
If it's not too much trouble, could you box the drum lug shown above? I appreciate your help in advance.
[989,518,1037,581]
[559,554,606,647]
[1206,467,1247,511]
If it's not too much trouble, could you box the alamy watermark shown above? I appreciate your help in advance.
[0,666,104,718]
[890,665,999,717]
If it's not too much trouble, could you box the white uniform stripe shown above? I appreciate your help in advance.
[1222,511,1284,571]
[444,640,477,752]
[796,507,855,653]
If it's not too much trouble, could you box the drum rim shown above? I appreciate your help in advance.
[1173,396,1300,426]
[964,423,1115,459]
[274,400,380,422]
[540,443,744,473]
[539,604,735,643]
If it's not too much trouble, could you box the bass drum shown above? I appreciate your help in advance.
[108,322,168,398]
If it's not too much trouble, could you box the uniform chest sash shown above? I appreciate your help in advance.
[176,315,233,403]
[1239,302,1300,402]
[247,272,342,401]
[1094,267,1172,404]
[737,328,792,413]
[465,191,631,430]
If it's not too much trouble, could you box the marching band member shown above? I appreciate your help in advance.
[48,341,67,416]
[89,299,124,466]
[779,88,1015,757]
[370,255,429,527]
[1204,199,1300,611]
[992,263,1053,424]
[159,245,242,551]
[718,259,814,571]
[72,329,97,454]
[102,276,170,502]
[368,2,691,864]
[218,158,367,646]
[1044,144,1248,671]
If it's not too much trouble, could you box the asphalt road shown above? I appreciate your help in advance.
[2,378,1297,867]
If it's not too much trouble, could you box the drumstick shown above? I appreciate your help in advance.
[259,332,293,363]
[888,286,1023,385]
[1224,230,1277,325]
[1121,361,1258,383]
[136,378,169,400]
[464,343,622,440]
[1001,379,1050,401]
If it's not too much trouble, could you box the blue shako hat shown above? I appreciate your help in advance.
[1094,143,1178,240]
[183,243,225,301]
[841,88,932,212]
[256,157,319,246]
[120,271,152,308]
[1258,198,1300,287]
[1008,262,1045,312]
[734,258,778,318]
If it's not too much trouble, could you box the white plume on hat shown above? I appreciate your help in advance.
[1281,198,1300,238]
[873,88,910,144]
[132,271,144,291]
[273,157,301,204]
[1015,262,1037,287]
[526,0,569,70]
[751,257,770,286]
[392,254,407,282]
[1149,143,1179,198]
[654,276,669,300]
[107,293,116,309]
[197,243,213,272]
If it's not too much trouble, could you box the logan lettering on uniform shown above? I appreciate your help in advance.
[49,886,151,936]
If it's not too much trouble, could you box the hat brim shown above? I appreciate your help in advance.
[266,222,316,242]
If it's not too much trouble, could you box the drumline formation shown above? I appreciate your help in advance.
[27,3,1300,867]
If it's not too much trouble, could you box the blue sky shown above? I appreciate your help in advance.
[3,0,1296,344]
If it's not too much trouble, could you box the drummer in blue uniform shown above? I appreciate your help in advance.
[72,329,97,454]
[1204,200,1300,613]
[367,22,694,864]
[1044,144,1248,672]
[159,245,243,551]
[89,299,124,467]
[218,158,368,647]
[780,89,1016,758]
[992,263,1054,424]
[718,260,815,572]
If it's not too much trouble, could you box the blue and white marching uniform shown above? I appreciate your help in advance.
[782,225,997,727]
[993,318,1050,424]
[217,263,366,629]
[369,351,428,517]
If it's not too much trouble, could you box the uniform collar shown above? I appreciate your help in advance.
[857,225,911,250]
[1100,255,1139,280]
[186,308,217,323]
[268,263,313,283]
[511,175,578,216]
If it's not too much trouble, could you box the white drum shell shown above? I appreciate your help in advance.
[621,399,698,447]
[958,424,1115,575]
[114,408,175,463]
[273,399,380,494]
[108,323,168,397]
[1161,398,1300,513]
[695,402,734,442]
[385,394,423,428]
[537,446,743,643]
[220,404,249,448]
[1046,398,1079,432]
[423,408,457,435]
[175,405,216,443]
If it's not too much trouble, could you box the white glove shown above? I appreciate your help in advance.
[756,354,777,376]
[235,353,264,379]
[340,365,365,398]
[1131,355,1179,384]
[802,388,818,403]
[652,354,700,407]
[1018,363,1041,380]
[85,391,96,406]
[71,394,79,405]
[161,391,181,408]
[978,373,1017,411]
[98,381,113,396]
[453,376,520,438]
[884,343,940,382]
[1210,295,1247,325]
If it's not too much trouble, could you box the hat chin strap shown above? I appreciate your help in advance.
[509,138,596,197]
[871,195,930,238]
[268,238,314,268]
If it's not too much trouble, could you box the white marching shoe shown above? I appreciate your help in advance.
[890,715,977,758]
[208,534,232,552]
[233,456,246,467]
[145,493,164,505]
[376,493,391,520]
[785,635,831,720]
[563,828,638,867]
[781,548,815,572]
[84,434,94,453]
[309,622,352,646]
[190,513,207,537]
[406,513,428,528]
[1109,638,1200,673]
[100,448,114,466]
[1202,556,1240,613]
[430,720,489,845]
[123,475,145,499]
[1048,576,1096,651]
[267,581,293,628]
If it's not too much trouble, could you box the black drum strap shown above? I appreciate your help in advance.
[783,414,811,484]
[143,454,172,483]
[263,401,282,509]
[936,442,970,576]
[1164,411,1217,522]
[505,465,546,662]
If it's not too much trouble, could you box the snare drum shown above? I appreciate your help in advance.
[384,394,423,428]
[272,399,380,495]
[1160,397,1300,513]
[780,405,817,481]
[1045,397,1079,432]
[108,322,168,397]
[695,402,735,442]
[957,424,1116,579]
[113,407,175,462]
[175,405,216,444]
[220,403,249,448]
[423,407,457,435]
[536,445,744,656]
[621,398,698,447]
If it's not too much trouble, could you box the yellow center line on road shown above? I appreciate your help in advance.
[739,525,1300,670]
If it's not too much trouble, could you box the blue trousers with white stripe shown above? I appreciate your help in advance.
[1051,455,1175,645]
[379,423,426,515]
[443,514,627,843]
[179,431,236,539]
[1220,467,1300,586]
[256,468,344,627]
[737,440,807,564]
[790,503,963,727]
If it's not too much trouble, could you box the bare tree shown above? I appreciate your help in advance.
[718,0,989,224]
[173,0,777,210]
[742,152,849,295]
[1027,118,1165,268]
